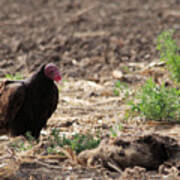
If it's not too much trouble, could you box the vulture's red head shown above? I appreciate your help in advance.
[44,63,62,83]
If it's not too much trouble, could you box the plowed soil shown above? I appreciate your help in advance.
[0,0,180,179]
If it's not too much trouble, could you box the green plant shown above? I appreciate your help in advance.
[113,80,129,97]
[48,128,101,154]
[5,73,24,80]
[47,146,58,154]
[69,134,101,154]
[157,30,180,83]
[122,66,130,73]
[130,78,180,121]
[10,139,33,151]
[110,123,124,137]
[10,140,27,151]
[10,131,36,151]
[25,131,35,143]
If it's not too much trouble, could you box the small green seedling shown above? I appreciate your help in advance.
[110,123,124,137]
[10,131,36,152]
[5,73,24,80]
[113,80,129,97]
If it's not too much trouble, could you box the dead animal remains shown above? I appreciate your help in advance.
[0,63,61,139]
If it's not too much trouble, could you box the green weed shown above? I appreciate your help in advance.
[113,80,129,97]
[10,140,30,151]
[110,123,124,137]
[122,66,130,73]
[48,128,101,154]
[10,131,36,151]
[5,73,24,80]
[157,30,180,83]
[129,78,180,121]
[25,131,35,143]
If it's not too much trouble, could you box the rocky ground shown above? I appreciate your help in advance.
[0,0,180,179]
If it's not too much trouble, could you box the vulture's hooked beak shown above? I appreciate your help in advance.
[54,74,62,84]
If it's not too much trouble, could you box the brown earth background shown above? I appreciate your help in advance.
[0,0,180,179]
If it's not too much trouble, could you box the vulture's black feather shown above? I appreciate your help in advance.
[0,64,59,138]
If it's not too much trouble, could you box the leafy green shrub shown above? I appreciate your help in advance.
[130,78,180,121]
[48,128,101,154]
[157,30,180,83]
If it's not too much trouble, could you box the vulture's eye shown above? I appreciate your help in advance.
[49,70,54,74]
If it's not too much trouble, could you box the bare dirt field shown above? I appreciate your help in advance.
[0,0,180,179]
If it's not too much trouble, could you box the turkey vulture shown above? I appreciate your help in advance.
[0,63,61,139]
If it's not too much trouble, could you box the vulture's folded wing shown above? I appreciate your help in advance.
[0,80,26,134]
[41,85,58,128]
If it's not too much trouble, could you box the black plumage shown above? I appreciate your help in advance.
[0,63,60,139]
